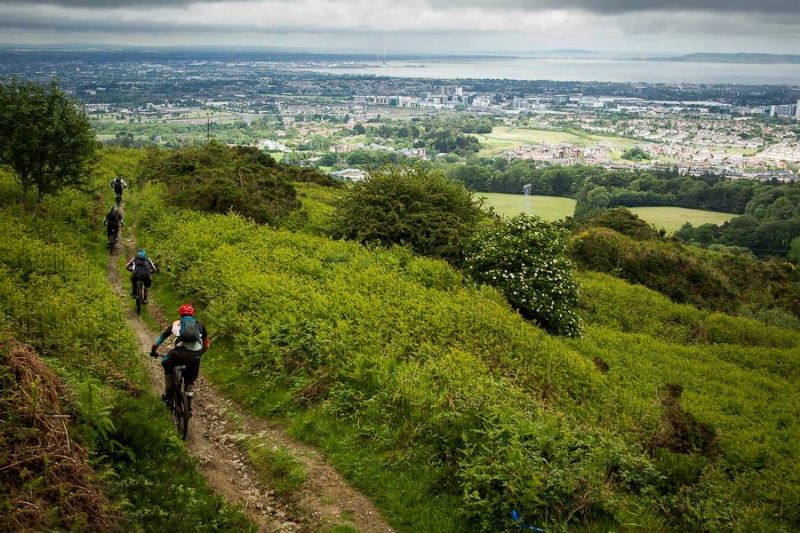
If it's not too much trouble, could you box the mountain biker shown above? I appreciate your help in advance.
[111,175,128,205]
[150,304,210,404]
[103,205,124,245]
[125,249,158,302]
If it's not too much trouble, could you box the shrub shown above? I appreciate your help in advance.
[582,208,660,241]
[572,226,800,319]
[464,215,582,336]
[138,142,300,224]
[332,165,483,262]
[621,147,651,161]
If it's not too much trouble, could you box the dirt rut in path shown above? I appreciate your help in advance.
[108,236,394,533]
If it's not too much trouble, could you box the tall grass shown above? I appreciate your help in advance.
[132,178,800,532]
[0,151,254,531]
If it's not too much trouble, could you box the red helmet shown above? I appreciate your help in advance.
[178,304,195,317]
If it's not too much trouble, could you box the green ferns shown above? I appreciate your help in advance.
[0,161,252,531]
[134,181,800,532]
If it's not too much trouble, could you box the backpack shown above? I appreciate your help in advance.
[132,256,152,277]
[179,316,201,344]
[112,178,123,194]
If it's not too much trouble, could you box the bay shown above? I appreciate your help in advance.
[297,57,800,85]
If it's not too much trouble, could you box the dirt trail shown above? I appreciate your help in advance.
[108,232,394,533]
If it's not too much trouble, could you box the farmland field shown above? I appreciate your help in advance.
[481,193,737,231]
[476,126,639,156]
[629,206,736,233]
[479,192,576,221]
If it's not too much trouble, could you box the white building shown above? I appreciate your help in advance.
[330,168,367,182]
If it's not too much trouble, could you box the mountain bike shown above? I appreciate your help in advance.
[134,278,146,315]
[114,192,122,206]
[149,350,192,441]
[107,227,119,253]
[171,364,191,440]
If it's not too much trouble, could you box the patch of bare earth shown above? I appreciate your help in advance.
[109,228,394,533]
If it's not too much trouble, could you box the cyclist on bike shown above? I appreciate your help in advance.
[150,304,210,404]
[125,249,158,302]
[103,206,123,245]
[111,175,128,205]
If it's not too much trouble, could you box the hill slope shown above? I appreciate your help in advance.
[132,179,800,532]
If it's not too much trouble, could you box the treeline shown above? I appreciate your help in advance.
[449,159,800,256]
[676,184,800,256]
[449,160,760,213]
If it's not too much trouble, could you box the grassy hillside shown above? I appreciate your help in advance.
[131,176,800,532]
[0,152,253,531]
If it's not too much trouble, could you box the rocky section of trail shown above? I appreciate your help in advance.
[108,231,394,533]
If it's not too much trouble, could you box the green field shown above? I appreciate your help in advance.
[629,207,736,233]
[476,126,639,156]
[481,193,737,231]
[479,193,576,221]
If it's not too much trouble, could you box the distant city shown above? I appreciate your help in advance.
[1,48,798,182]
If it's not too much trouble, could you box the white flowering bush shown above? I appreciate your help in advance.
[464,215,582,337]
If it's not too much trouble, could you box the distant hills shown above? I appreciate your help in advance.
[656,53,800,64]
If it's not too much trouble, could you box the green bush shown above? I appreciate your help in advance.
[138,142,300,224]
[331,165,483,262]
[572,227,738,312]
[581,208,660,240]
[464,215,582,336]
[572,225,800,320]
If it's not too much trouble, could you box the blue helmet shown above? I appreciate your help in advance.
[137,249,146,258]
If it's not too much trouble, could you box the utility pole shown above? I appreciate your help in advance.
[207,117,210,143]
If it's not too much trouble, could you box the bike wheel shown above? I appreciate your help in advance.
[173,373,189,440]
[135,282,144,315]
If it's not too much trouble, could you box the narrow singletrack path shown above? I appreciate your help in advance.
[108,227,394,533]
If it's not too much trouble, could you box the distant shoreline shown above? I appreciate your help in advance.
[649,53,800,65]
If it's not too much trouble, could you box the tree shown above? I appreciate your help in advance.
[332,165,483,262]
[319,152,338,167]
[574,185,610,219]
[464,215,582,336]
[789,237,800,263]
[0,80,96,203]
[621,147,651,161]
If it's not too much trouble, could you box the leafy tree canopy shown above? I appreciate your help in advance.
[0,79,96,203]
[332,165,483,262]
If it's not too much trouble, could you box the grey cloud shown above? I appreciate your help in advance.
[434,0,800,14]
[0,0,216,5]
[5,0,800,14]
[0,10,495,35]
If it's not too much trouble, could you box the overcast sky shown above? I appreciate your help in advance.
[0,0,798,55]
